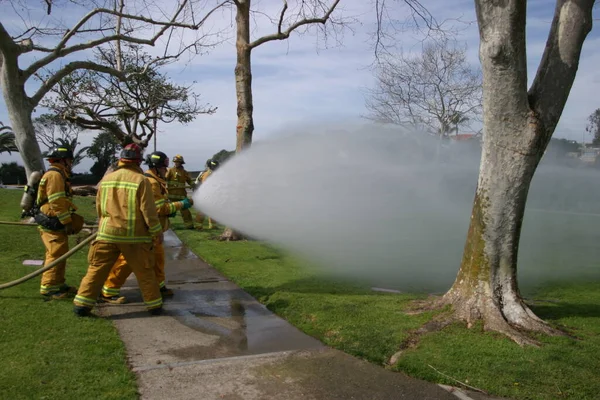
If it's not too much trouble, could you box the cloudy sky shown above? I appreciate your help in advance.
[1,0,599,173]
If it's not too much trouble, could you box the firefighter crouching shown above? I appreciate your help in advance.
[195,159,219,230]
[73,144,164,317]
[166,154,195,229]
[101,151,193,302]
[36,144,84,299]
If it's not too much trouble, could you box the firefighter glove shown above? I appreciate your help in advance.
[181,198,192,210]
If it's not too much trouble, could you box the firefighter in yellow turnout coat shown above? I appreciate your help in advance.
[195,159,220,230]
[36,144,83,298]
[74,144,164,316]
[166,154,195,229]
[101,151,192,302]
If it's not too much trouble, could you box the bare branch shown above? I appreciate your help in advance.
[42,44,215,147]
[277,1,289,34]
[373,0,445,59]
[30,61,126,107]
[365,38,482,136]
[21,0,231,80]
[44,0,52,15]
[249,0,341,49]
[115,0,125,72]
[528,0,595,136]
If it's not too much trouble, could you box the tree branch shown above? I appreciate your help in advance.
[66,114,129,144]
[30,61,126,107]
[22,0,232,80]
[528,0,595,135]
[474,0,529,117]
[0,22,18,54]
[277,1,289,34]
[248,0,341,49]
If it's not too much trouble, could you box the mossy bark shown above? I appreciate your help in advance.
[439,0,594,345]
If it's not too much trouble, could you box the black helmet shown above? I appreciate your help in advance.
[46,144,74,160]
[146,151,169,168]
[207,159,219,170]
[119,143,144,161]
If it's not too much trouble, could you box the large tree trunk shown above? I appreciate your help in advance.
[442,128,556,345]
[234,0,254,152]
[221,0,253,241]
[0,52,44,177]
[441,0,594,345]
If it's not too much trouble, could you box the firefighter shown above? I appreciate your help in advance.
[36,143,84,299]
[73,144,164,317]
[195,159,219,230]
[100,151,192,302]
[166,154,195,229]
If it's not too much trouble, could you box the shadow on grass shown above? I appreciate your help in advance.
[243,276,373,301]
[531,302,600,320]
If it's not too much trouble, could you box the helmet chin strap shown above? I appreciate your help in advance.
[152,166,166,179]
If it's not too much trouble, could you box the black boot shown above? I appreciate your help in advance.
[73,306,92,317]
[148,307,163,316]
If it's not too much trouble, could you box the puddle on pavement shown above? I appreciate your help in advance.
[160,283,322,361]
[146,230,323,361]
[163,230,197,260]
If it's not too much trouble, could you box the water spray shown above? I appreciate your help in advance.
[193,124,600,292]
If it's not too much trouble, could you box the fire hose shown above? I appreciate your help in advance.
[0,222,98,290]
[0,221,98,228]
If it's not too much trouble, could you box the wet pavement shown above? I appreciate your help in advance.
[98,230,503,400]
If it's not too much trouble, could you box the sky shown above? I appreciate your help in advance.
[1,0,599,173]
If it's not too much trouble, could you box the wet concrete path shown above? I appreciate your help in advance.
[98,230,495,400]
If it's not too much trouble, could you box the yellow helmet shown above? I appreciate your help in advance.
[173,154,185,164]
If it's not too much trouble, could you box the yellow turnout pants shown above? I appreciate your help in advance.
[102,241,166,297]
[74,241,162,311]
[39,230,69,295]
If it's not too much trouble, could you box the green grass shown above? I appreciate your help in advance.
[0,189,137,400]
[174,224,600,400]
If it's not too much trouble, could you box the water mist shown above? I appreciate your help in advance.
[194,124,600,293]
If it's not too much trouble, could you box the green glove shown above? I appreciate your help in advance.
[181,198,192,210]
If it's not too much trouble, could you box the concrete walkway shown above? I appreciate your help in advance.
[98,230,504,400]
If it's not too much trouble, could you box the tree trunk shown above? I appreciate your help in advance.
[0,53,44,177]
[441,0,594,345]
[221,0,253,242]
[234,0,254,152]
[442,129,558,345]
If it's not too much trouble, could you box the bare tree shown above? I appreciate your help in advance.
[438,0,596,345]
[365,38,482,137]
[232,0,346,153]
[0,0,229,176]
[34,114,82,150]
[43,44,217,148]
[215,0,347,241]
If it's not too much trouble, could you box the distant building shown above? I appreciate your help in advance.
[450,133,479,141]
[580,147,599,164]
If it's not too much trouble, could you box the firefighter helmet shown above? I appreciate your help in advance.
[146,151,169,169]
[120,143,143,161]
[173,154,185,164]
[207,159,219,171]
[46,144,74,160]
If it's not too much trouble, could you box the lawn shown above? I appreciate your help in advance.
[0,189,137,400]
[174,221,600,400]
